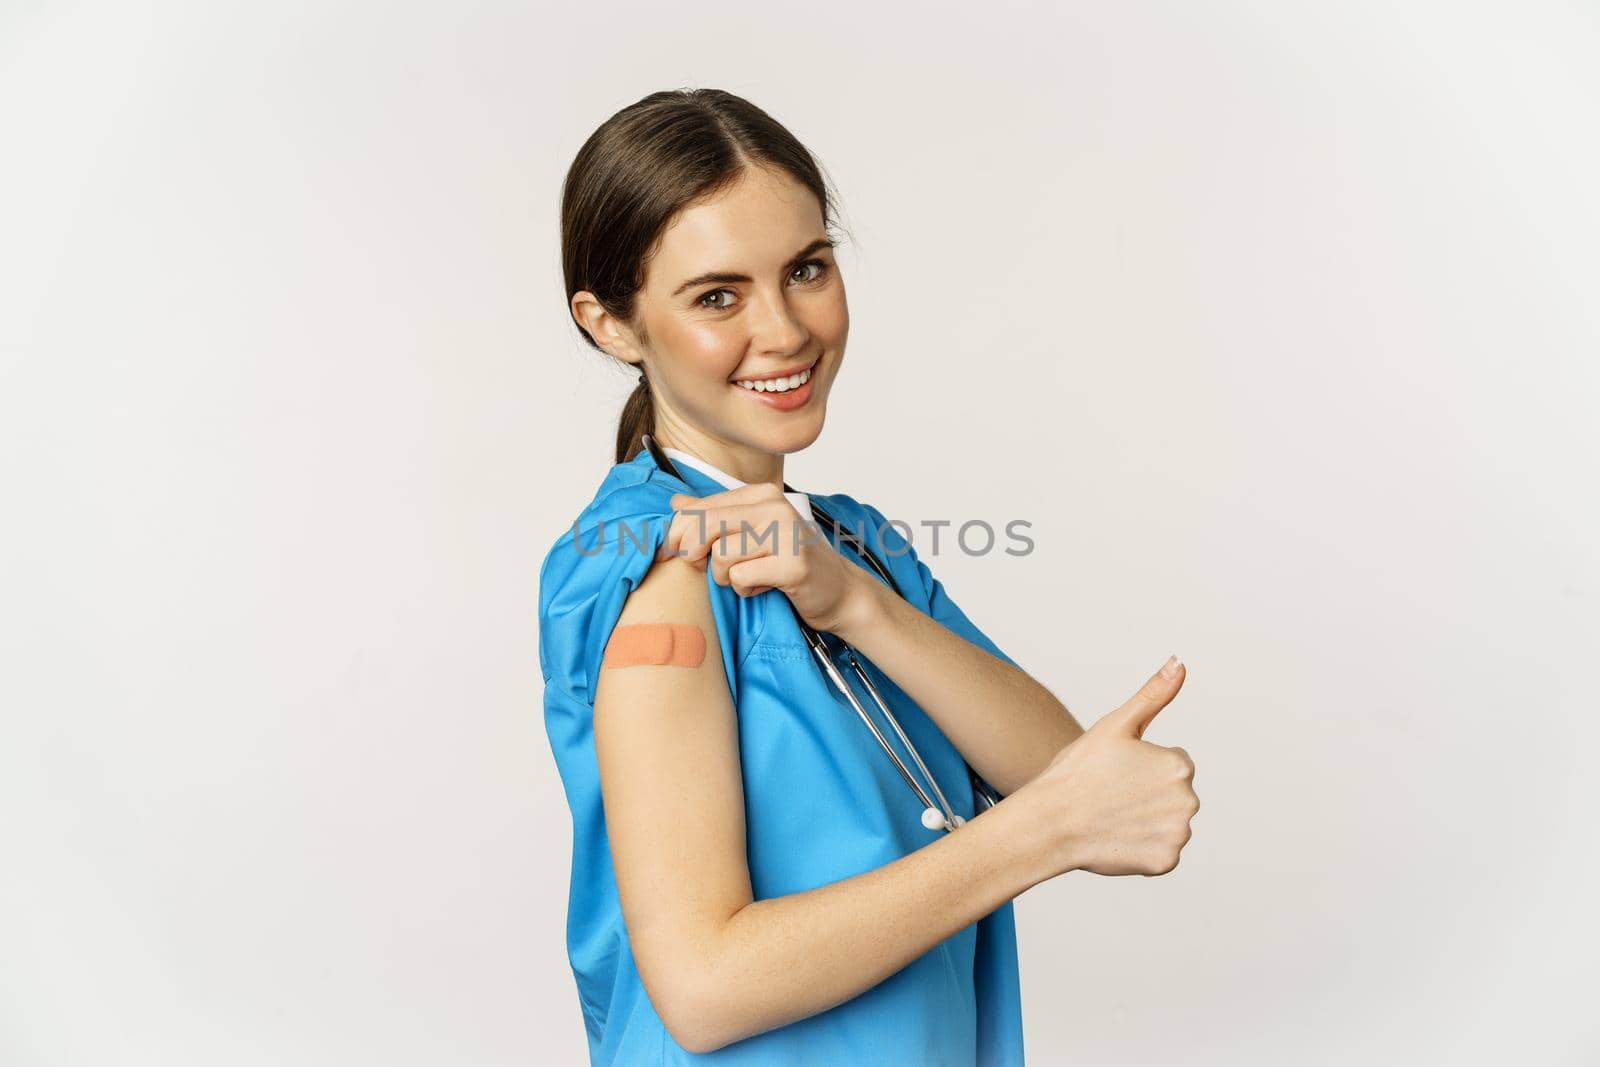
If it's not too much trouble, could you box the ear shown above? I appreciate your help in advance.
[571,290,643,367]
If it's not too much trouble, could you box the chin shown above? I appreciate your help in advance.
[763,412,827,456]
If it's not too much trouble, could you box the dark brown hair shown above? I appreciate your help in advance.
[560,88,846,464]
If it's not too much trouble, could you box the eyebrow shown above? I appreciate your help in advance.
[670,238,836,298]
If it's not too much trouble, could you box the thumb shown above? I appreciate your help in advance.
[1093,656,1186,740]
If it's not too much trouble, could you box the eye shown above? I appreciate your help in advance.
[791,259,830,285]
[694,259,832,312]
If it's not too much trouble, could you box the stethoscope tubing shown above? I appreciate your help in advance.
[802,626,962,830]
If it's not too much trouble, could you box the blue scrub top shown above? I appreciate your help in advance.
[538,449,1026,1065]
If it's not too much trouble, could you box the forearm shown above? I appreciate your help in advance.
[833,569,1083,796]
[684,797,1048,1053]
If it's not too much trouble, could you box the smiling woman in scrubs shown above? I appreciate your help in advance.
[539,88,1202,1064]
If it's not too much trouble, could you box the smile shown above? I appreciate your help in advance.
[730,357,820,411]
[732,358,818,393]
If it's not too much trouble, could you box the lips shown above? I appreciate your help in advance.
[731,359,818,411]
[729,356,820,388]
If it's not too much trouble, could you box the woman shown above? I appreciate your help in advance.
[539,88,1200,1065]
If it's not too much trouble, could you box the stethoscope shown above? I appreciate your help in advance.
[641,434,1002,833]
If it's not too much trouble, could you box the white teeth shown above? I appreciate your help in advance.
[737,365,812,393]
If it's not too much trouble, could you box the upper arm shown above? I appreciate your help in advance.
[592,554,752,1049]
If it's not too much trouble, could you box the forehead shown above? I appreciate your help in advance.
[647,166,825,286]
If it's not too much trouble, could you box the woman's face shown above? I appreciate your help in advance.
[592,164,849,479]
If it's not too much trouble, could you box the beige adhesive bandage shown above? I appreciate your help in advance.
[601,623,707,669]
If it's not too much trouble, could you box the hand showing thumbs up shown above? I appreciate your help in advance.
[1010,656,1200,878]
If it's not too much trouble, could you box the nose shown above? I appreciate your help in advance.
[748,284,811,356]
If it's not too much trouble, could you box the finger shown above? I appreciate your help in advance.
[1168,744,1194,776]
[656,505,726,564]
[655,511,694,564]
[1094,656,1186,740]
[667,486,792,541]
[660,508,718,565]
[726,554,788,598]
[668,483,781,512]
[709,517,800,588]
[668,500,794,565]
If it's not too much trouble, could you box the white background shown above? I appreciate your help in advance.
[3,2,1596,1063]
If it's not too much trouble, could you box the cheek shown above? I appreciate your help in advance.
[674,325,746,382]
[813,293,849,346]
[648,312,740,372]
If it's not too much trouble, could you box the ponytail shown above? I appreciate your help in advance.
[614,366,654,464]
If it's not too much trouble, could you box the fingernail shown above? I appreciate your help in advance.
[1160,655,1181,679]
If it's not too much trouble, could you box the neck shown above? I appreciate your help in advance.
[652,425,784,488]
